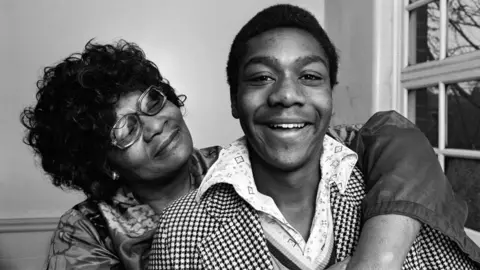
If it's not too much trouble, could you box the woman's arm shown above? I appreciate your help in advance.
[326,215,420,270]
[346,215,421,270]
[351,111,467,232]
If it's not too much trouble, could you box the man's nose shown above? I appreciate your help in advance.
[267,76,306,107]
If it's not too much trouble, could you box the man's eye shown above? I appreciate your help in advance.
[300,74,322,80]
[246,75,275,86]
[249,75,274,82]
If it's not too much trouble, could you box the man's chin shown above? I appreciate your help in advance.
[247,139,322,171]
[257,146,323,173]
[265,155,310,173]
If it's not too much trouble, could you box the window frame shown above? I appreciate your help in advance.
[397,0,480,168]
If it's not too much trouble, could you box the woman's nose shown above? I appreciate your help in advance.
[140,114,164,142]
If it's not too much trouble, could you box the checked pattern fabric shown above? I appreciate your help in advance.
[149,183,274,270]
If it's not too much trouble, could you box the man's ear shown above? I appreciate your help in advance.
[231,94,239,119]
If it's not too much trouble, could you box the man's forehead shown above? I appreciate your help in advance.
[242,28,327,61]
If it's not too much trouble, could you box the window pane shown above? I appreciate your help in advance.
[409,1,440,65]
[447,0,480,57]
[446,80,480,150]
[408,86,439,147]
[445,157,480,230]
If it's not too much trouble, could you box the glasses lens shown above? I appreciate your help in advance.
[140,87,166,115]
[112,115,141,148]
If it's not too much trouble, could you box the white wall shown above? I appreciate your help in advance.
[324,0,376,126]
[1,0,325,221]
[324,0,402,124]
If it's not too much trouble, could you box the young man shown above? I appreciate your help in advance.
[149,4,480,269]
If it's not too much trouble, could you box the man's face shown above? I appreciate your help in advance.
[233,27,333,172]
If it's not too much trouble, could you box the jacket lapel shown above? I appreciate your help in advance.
[330,167,366,263]
[197,184,274,270]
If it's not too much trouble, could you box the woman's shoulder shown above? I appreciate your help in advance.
[45,199,121,269]
[57,199,97,222]
[56,199,110,239]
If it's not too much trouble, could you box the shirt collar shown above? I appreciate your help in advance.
[320,135,358,194]
[196,135,358,202]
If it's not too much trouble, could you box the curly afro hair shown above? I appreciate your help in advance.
[20,39,185,201]
[226,4,339,98]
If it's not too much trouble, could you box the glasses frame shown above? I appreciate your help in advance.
[110,85,167,150]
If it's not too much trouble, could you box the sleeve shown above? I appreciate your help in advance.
[43,209,123,270]
[328,123,364,147]
[346,110,477,256]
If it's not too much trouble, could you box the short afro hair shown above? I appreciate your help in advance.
[20,39,185,201]
[226,4,339,97]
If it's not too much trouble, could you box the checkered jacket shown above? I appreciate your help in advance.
[149,167,477,270]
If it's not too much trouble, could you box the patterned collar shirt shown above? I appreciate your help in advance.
[196,135,358,270]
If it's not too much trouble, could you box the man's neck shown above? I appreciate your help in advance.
[253,160,320,206]
[250,151,322,240]
[126,160,193,215]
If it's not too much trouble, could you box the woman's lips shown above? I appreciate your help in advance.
[153,127,180,158]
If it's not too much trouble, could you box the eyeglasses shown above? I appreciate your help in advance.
[110,85,167,150]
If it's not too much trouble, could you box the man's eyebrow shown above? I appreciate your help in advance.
[243,56,280,70]
[294,55,328,67]
[243,55,328,70]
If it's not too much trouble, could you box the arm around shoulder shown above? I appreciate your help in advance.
[346,214,421,270]
[340,111,475,268]
[351,110,467,234]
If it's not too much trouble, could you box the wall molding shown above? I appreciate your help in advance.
[0,217,58,233]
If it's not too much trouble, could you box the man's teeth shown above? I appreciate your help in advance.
[269,123,306,129]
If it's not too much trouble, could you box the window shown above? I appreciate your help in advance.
[400,0,480,230]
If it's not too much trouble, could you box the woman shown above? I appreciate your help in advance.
[21,40,475,270]
[21,40,220,269]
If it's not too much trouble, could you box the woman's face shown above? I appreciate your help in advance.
[107,89,193,184]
